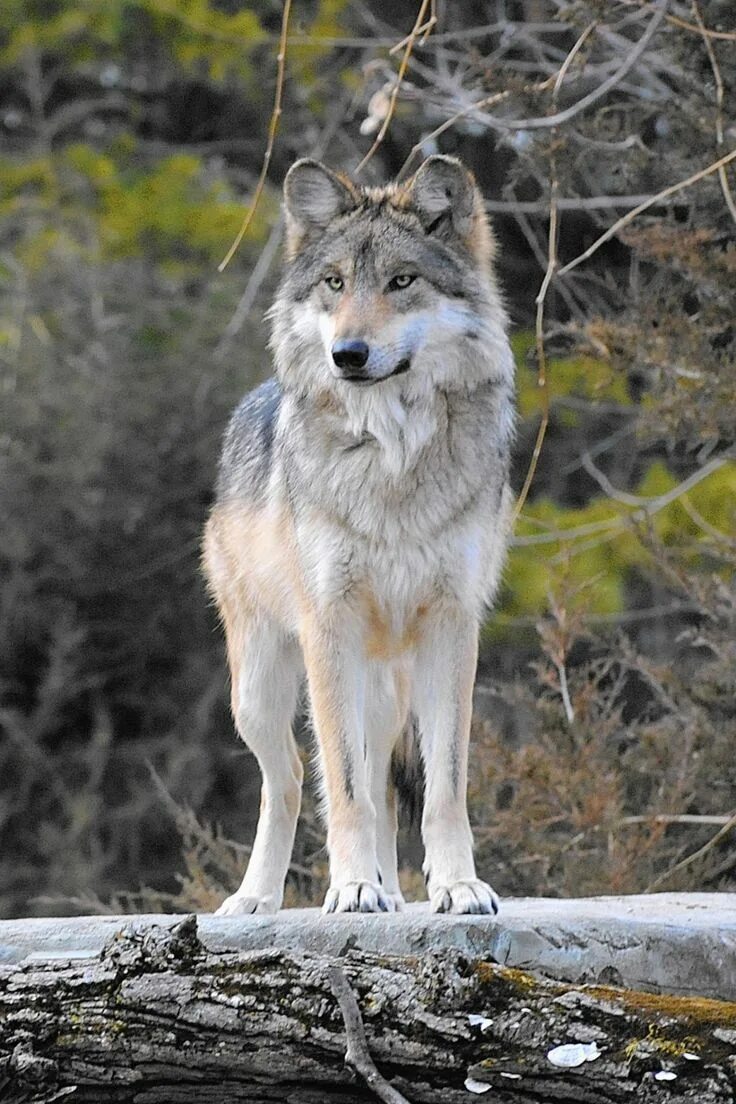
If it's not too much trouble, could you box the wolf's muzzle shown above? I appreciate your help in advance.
[333,339,412,385]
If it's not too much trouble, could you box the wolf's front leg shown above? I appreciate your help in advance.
[413,610,499,915]
[302,616,392,913]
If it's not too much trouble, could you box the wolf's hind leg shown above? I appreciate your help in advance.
[217,615,303,916]
[413,611,499,916]
[364,667,409,910]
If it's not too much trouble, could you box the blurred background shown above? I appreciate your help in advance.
[1,0,734,918]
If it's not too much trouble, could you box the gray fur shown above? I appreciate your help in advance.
[207,156,514,918]
[216,377,281,502]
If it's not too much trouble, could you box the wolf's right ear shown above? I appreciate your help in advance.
[283,160,357,255]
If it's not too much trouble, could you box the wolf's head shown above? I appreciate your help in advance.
[269,156,510,398]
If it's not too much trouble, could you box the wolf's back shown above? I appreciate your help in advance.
[216,377,282,503]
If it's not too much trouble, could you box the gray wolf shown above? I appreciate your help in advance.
[203,155,515,915]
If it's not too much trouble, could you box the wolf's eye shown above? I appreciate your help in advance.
[388,274,416,291]
[325,275,344,292]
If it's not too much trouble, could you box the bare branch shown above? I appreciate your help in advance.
[647,810,736,891]
[558,147,736,276]
[512,21,597,523]
[328,965,410,1104]
[355,0,435,175]
[690,0,736,225]
[218,0,292,272]
[485,194,674,214]
[475,0,669,134]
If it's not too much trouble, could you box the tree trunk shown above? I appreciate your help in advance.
[1,915,735,1103]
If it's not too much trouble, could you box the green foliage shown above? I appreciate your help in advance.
[63,144,272,263]
[512,332,631,420]
[493,338,736,625]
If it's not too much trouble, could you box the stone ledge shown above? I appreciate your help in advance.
[1,892,734,1001]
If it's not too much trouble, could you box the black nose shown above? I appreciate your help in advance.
[332,339,370,372]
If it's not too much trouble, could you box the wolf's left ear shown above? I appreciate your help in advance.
[283,159,357,254]
[405,155,479,243]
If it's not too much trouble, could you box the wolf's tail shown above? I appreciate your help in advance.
[390,715,424,826]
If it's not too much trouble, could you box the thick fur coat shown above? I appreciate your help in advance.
[204,156,515,915]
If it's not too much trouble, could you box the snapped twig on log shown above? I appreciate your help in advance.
[328,964,410,1104]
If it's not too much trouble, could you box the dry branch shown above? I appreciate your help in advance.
[328,965,410,1104]
[218,0,292,271]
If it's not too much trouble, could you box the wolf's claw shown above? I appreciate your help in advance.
[429,879,499,915]
[322,881,397,914]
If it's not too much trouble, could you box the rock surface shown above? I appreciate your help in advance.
[1,893,735,999]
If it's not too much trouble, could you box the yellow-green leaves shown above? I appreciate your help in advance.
[495,334,735,627]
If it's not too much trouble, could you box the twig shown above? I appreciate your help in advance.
[680,494,736,547]
[355,0,434,175]
[218,0,292,272]
[485,194,674,214]
[473,0,669,134]
[620,814,736,827]
[665,11,736,40]
[557,146,736,276]
[512,22,597,523]
[656,6,736,40]
[690,0,736,225]
[399,80,552,177]
[328,965,410,1104]
[646,810,736,891]
[513,451,733,547]
[214,220,283,361]
[581,452,647,506]
[557,660,576,725]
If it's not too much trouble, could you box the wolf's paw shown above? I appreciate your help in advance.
[322,881,396,914]
[429,879,499,915]
[215,892,279,916]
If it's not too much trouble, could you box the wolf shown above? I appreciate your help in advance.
[203,155,515,915]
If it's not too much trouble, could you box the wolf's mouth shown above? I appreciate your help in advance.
[390,358,411,377]
[340,358,412,385]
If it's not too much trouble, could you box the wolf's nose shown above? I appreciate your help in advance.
[332,339,370,372]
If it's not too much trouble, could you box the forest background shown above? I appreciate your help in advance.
[1,0,735,919]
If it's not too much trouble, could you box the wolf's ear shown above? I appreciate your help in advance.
[283,159,357,254]
[405,155,478,242]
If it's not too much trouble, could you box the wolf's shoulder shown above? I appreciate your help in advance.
[216,377,282,502]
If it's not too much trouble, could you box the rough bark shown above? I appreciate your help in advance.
[1,915,735,1103]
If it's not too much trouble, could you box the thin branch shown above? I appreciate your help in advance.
[355,0,434,175]
[626,1,736,41]
[214,220,283,362]
[690,0,736,225]
[680,494,736,547]
[513,452,733,547]
[218,0,292,272]
[400,79,553,177]
[581,452,647,506]
[620,814,736,827]
[486,194,674,214]
[646,810,736,891]
[475,0,669,134]
[558,146,736,276]
[512,21,597,523]
[662,8,736,40]
[556,660,576,725]
[328,965,410,1104]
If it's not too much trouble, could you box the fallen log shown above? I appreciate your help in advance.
[2,913,736,1103]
